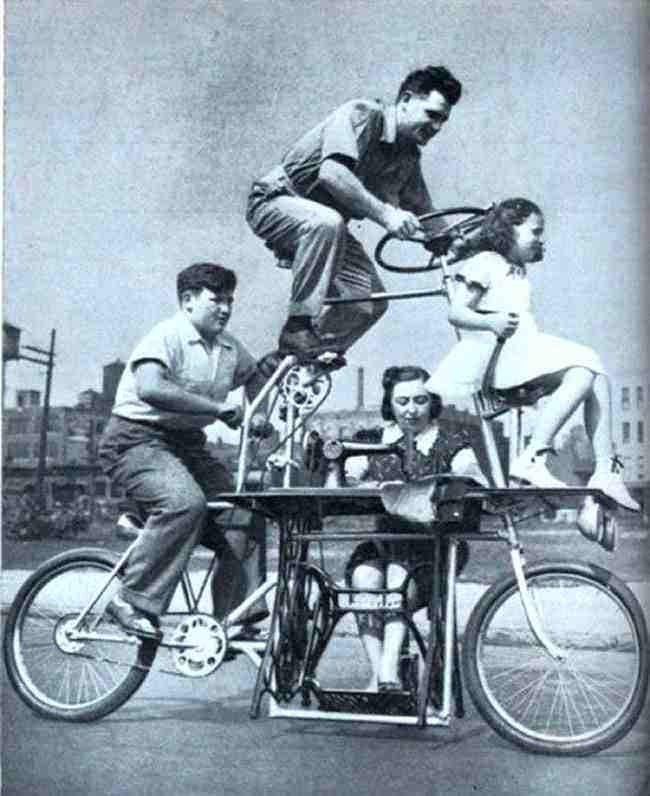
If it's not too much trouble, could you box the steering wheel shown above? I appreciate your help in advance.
[374,206,490,273]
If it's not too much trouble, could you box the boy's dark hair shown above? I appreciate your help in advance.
[471,198,543,258]
[397,65,462,106]
[380,365,443,422]
[176,262,237,302]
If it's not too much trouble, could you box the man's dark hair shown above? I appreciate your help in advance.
[176,262,237,302]
[380,365,443,422]
[472,198,543,258]
[397,65,462,105]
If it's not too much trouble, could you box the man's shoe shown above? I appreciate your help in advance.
[105,596,162,641]
[588,460,640,512]
[278,325,327,359]
[509,450,567,489]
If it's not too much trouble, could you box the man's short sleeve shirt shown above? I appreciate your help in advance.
[112,312,257,430]
[279,99,432,218]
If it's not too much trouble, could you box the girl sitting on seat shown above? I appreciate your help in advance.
[425,197,638,511]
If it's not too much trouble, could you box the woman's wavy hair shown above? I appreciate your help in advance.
[380,365,443,422]
[464,198,543,259]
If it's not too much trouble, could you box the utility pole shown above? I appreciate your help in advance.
[22,330,57,510]
[87,414,96,522]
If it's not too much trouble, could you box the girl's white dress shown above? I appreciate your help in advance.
[426,251,604,401]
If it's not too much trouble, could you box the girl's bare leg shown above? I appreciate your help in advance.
[583,373,639,510]
[584,373,613,461]
[510,368,595,488]
[527,367,595,450]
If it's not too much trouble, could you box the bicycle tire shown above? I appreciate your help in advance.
[462,561,648,755]
[4,548,158,722]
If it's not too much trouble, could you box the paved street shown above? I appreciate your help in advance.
[3,532,650,796]
[2,610,649,796]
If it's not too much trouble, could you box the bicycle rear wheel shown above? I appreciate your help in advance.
[4,548,158,721]
[463,561,648,755]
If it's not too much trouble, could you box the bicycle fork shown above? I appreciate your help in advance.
[504,513,565,661]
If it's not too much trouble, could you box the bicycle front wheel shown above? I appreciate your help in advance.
[4,548,158,722]
[463,561,648,755]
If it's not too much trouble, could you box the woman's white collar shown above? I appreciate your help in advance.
[381,422,439,453]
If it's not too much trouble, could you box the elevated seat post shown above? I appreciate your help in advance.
[475,404,508,488]
[508,406,524,472]
[439,255,510,489]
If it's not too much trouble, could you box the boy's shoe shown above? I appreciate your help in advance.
[509,449,567,489]
[105,596,162,641]
[588,458,640,511]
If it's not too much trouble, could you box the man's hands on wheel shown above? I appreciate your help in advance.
[381,206,422,240]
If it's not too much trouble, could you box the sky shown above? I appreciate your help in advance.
[3,0,649,426]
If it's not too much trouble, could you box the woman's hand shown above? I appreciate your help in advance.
[489,312,519,339]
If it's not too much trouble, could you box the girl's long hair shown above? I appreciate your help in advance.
[460,198,542,260]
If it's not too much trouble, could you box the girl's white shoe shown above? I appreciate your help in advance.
[588,458,640,512]
[509,449,567,490]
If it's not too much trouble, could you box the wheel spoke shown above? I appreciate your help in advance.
[465,567,647,752]
[5,554,156,719]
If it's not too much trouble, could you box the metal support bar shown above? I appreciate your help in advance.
[236,355,297,491]
[441,541,458,718]
[267,701,451,726]
[73,541,136,630]
[323,288,446,305]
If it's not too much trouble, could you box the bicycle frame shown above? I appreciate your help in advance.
[61,503,278,670]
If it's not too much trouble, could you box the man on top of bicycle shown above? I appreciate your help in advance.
[98,262,270,640]
[246,65,463,360]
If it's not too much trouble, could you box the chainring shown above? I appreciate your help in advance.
[170,614,227,677]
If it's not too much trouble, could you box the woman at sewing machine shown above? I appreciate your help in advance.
[344,365,486,692]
